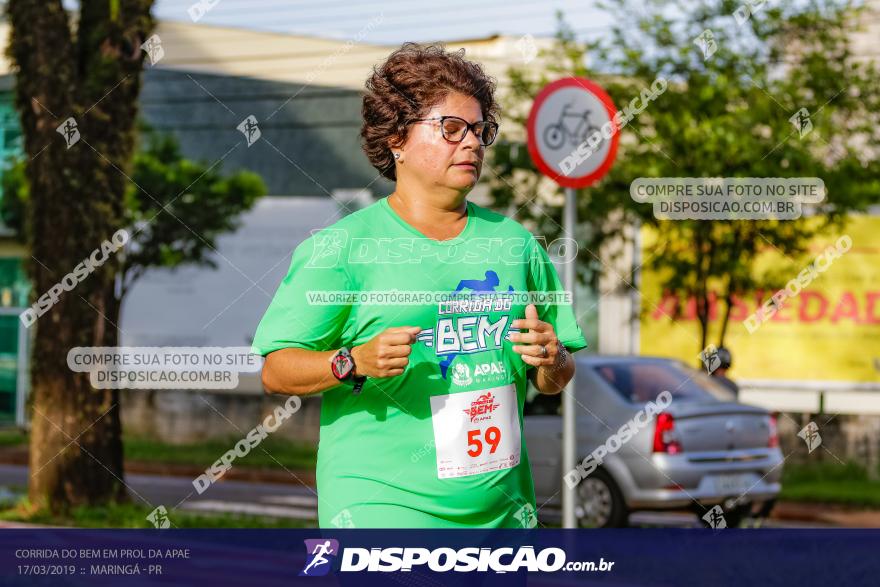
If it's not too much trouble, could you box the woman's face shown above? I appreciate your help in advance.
[396,92,486,192]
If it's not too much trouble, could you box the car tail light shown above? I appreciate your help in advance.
[653,412,681,454]
[768,413,779,448]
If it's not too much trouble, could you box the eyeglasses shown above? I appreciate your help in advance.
[408,116,499,146]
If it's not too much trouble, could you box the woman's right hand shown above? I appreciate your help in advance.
[350,326,422,378]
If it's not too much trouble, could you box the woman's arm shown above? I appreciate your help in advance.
[511,304,576,395]
[261,348,342,396]
[261,325,422,396]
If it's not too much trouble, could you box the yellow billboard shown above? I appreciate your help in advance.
[639,215,880,382]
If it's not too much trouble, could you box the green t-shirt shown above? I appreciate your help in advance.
[251,196,587,528]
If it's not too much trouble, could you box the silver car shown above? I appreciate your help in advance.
[524,355,783,527]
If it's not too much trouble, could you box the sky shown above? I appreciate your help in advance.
[141,0,617,45]
[54,0,872,48]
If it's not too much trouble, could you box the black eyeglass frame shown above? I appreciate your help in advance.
[408,116,499,146]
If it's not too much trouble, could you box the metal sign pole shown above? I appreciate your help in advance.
[526,77,618,529]
[562,186,577,529]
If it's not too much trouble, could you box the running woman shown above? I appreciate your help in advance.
[252,42,588,528]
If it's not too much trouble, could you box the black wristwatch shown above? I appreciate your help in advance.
[330,346,367,394]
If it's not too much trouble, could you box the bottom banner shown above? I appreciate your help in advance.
[0,529,875,586]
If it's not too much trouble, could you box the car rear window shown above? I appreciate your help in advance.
[592,361,734,403]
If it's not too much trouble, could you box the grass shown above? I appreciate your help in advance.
[780,461,880,508]
[0,429,27,448]
[0,499,316,529]
[124,436,317,470]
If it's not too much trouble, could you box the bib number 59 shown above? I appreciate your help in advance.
[466,426,501,457]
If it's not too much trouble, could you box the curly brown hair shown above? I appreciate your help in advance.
[361,42,499,181]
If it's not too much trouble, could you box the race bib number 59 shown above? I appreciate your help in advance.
[430,383,521,479]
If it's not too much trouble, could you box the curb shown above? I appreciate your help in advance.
[773,501,880,527]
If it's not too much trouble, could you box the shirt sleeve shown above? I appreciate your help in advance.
[250,232,353,356]
[527,236,588,354]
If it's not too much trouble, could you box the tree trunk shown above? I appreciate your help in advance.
[7,0,154,511]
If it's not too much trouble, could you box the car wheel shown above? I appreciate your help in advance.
[575,469,628,528]
[741,499,777,528]
[723,505,747,529]
[755,499,776,519]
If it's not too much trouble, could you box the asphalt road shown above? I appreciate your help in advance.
[0,464,830,528]
[0,464,320,522]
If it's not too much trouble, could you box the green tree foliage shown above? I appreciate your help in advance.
[2,124,266,301]
[490,0,880,350]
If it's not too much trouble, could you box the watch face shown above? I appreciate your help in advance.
[332,353,354,379]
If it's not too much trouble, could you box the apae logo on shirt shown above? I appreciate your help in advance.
[451,361,508,387]
[451,363,472,386]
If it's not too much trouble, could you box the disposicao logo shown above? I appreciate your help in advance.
[300,539,339,577]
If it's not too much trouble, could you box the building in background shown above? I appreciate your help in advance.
[0,17,560,434]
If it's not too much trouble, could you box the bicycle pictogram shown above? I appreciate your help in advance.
[543,102,604,151]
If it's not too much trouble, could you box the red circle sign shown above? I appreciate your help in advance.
[526,77,619,189]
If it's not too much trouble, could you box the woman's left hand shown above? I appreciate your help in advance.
[509,303,559,367]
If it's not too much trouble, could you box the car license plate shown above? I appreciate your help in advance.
[713,473,752,494]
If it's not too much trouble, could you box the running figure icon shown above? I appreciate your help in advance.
[302,540,335,575]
